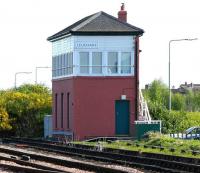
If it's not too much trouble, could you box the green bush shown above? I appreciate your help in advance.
[0,84,52,137]
[144,79,200,133]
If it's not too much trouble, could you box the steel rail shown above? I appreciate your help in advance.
[0,155,68,173]
[0,146,182,173]
[26,137,200,164]
[11,137,200,165]
[0,146,129,173]
[3,138,200,172]
[0,163,65,173]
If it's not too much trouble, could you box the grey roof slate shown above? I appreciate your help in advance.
[47,11,144,41]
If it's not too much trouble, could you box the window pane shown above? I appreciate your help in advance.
[56,55,59,77]
[92,52,102,74]
[64,54,67,75]
[58,55,62,76]
[69,52,73,74]
[61,54,64,76]
[80,52,89,73]
[108,52,118,74]
[121,52,131,73]
[62,54,65,75]
[52,56,56,77]
[66,53,69,75]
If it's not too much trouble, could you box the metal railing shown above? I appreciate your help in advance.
[138,89,152,121]
[169,133,200,139]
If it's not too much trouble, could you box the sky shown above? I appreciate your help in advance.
[0,0,199,89]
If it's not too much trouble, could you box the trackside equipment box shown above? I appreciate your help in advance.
[44,115,52,138]
[134,120,161,140]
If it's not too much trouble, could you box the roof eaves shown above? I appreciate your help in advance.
[71,30,143,36]
[47,33,72,42]
[47,31,71,41]
[47,12,97,41]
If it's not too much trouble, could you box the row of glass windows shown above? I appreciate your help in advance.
[52,52,73,77]
[52,51,133,78]
[80,52,132,74]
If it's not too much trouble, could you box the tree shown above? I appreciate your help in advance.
[171,93,185,111]
[16,84,51,95]
[0,84,52,137]
[144,79,169,108]
[193,91,200,111]
[185,91,194,111]
[143,79,190,133]
[143,79,169,120]
[0,107,12,131]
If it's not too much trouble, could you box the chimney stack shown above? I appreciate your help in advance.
[118,3,127,22]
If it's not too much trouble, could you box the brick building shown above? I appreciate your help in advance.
[47,4,144,140]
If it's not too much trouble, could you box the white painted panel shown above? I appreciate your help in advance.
[74,36,135,51]
[52,36,74,56]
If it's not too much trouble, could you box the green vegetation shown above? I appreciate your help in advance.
[76,133,200,158]
[143,79,200,133]
[0,107,12,130]
[0,84,52,137]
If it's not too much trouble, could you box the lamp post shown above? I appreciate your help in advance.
[14,72,32,88]
[35,66,51,84]
[169,38,198,111]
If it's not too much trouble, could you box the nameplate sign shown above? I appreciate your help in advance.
[75,42,98,49]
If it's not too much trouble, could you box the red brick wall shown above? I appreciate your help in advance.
[52,78,74,131]
[75,77,136,140]
[53,76,137,140]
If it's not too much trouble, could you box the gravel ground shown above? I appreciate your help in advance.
[35,160,95,173]
[0,144,145,173]
[0,160,22,173]
[0,158,94,173]
[0,168,15,173]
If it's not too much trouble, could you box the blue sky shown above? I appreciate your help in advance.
[0,0,199,89]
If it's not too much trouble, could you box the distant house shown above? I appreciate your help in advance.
[172,82,200,94]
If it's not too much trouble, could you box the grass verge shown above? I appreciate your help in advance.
[74,133,200,159]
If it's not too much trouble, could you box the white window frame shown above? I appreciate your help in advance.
[76,50,134,77]
[52,51,134,79]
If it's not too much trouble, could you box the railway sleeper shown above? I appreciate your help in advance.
[3,138,200,172]
[0,163,66,173]
[0,147,130,173]
[0,155,68,173]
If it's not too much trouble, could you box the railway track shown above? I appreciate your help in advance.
[8,137,200,165]
[2,138,200,172]
[0,144,134,173]
[0,163,65,173]
[0,153,68,173]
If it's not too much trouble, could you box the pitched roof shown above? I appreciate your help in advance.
[47,11,144,41]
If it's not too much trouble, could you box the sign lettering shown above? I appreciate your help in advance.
[75,42,98,49]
